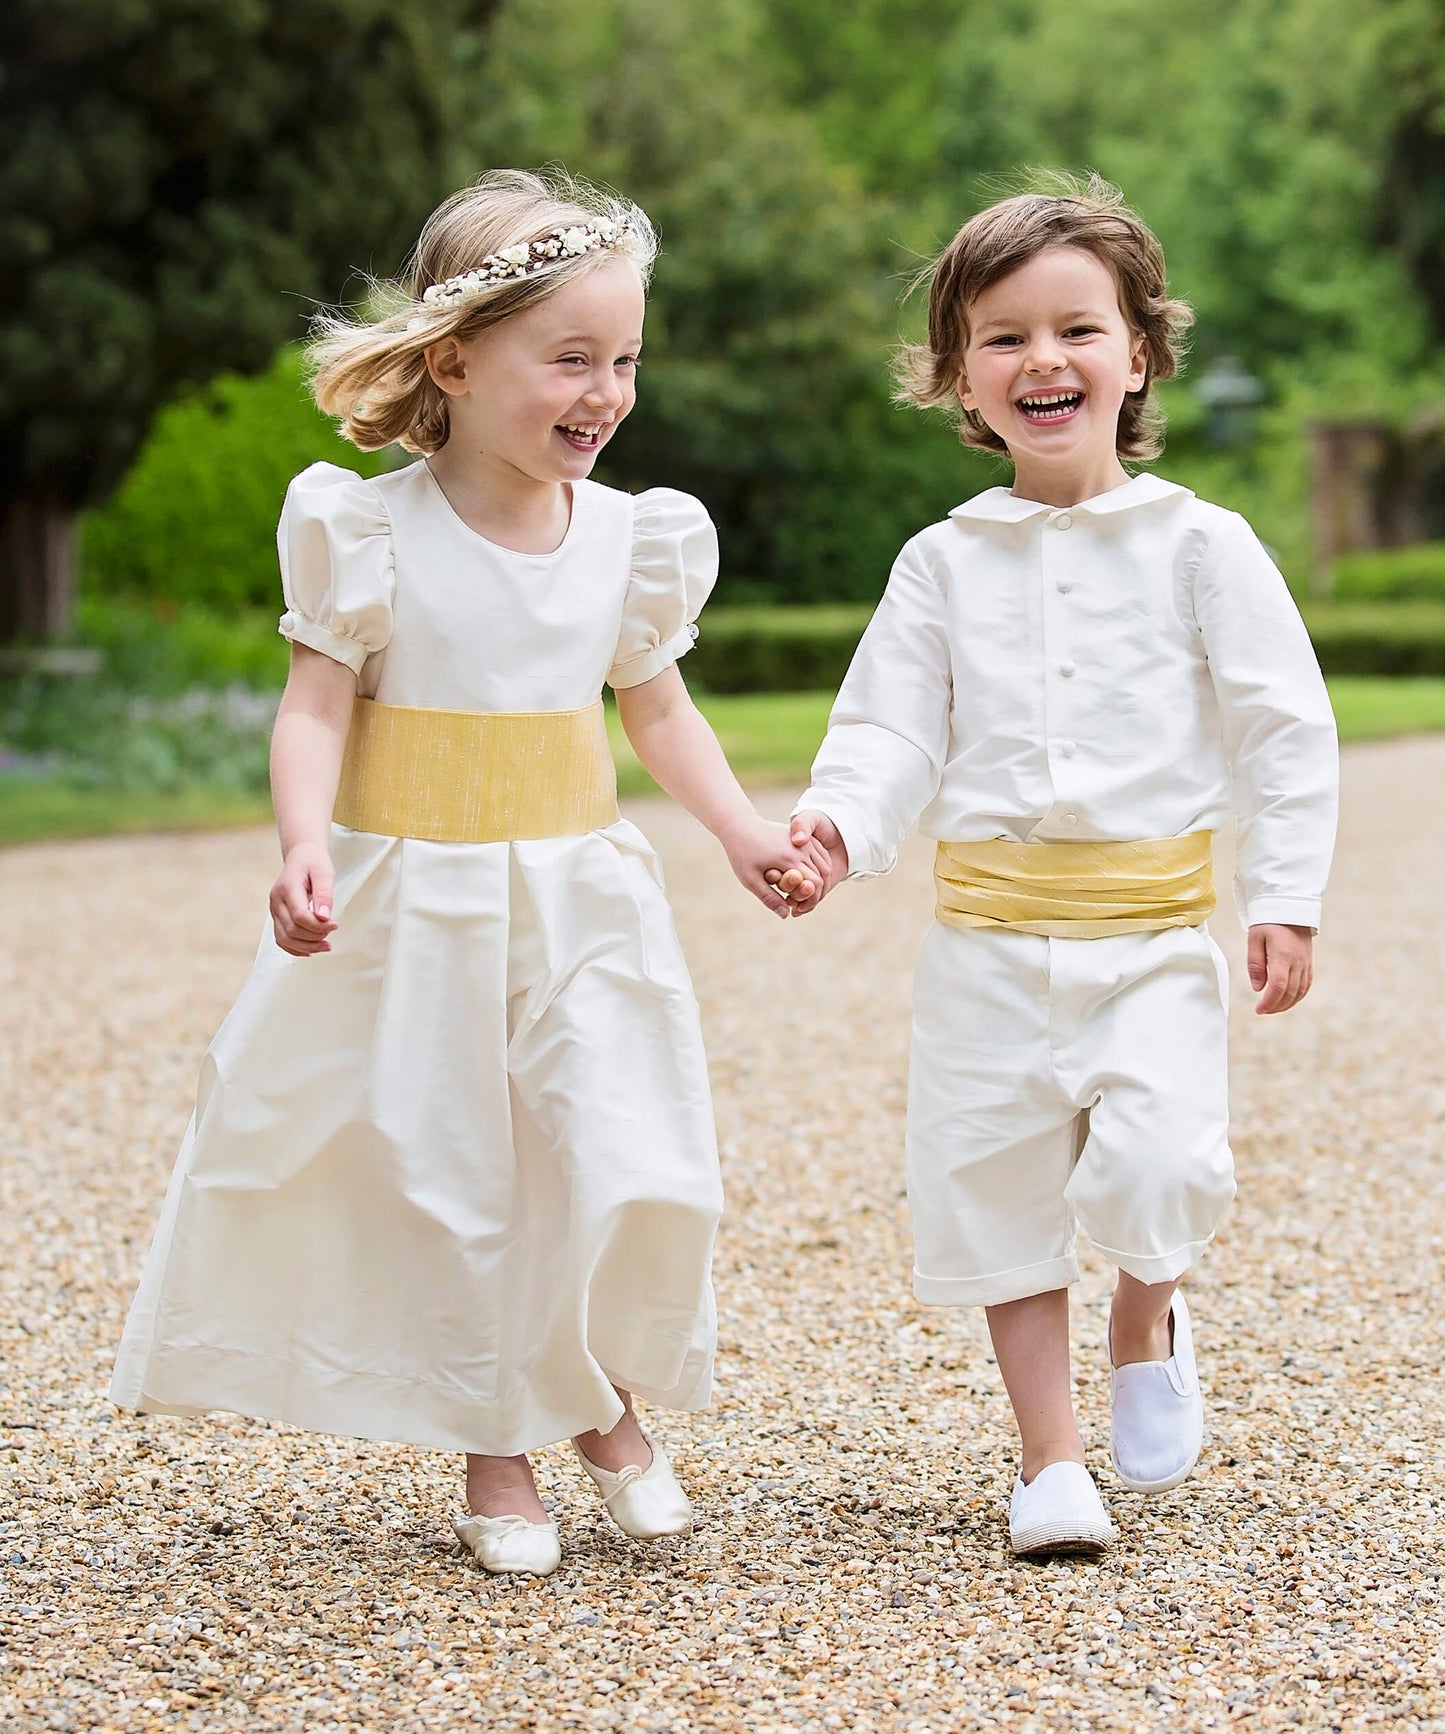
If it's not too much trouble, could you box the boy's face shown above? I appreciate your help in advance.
[955,245,1147,501]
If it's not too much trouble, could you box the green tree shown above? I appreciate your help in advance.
[0,0,496,645]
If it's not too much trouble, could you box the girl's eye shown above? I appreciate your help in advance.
[986,335,1022,347]
[616,355,640,370]
[1065,326,1101,338]
[558,354,588,366]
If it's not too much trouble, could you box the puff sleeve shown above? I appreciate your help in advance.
[277,462,395,675]
[607,488,719,690]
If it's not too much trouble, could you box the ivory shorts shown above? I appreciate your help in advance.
[906,921,1235,1307]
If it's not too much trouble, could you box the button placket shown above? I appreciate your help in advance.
[1040,514,1079,801]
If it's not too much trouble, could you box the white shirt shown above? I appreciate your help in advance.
[798,473,1338,930]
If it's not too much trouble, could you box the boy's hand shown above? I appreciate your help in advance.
[722,816,827,919]
[270,844,339,957]
[765,811,850,916]
[1247,923,1313,1014]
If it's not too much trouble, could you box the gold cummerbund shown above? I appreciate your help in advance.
[332,698,620,843]
[934,831,1215,938]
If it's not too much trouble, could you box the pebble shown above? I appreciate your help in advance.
[1,738,1443,1731]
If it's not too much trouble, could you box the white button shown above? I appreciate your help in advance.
[1057,580,1073,593]
[1061,813,1078,827]
[1059,740,1076,758]
[1059,660,1076,677]
[1053,512,1073,530]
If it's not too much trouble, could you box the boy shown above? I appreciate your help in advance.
[782,179,1337,1552]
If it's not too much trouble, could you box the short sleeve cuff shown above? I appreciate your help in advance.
[608,625,698,690]
[278,611,369,675]
[1243,895,1321,931]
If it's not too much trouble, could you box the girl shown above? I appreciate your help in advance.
[783,178,1337,1553]
[111,169,828,1578]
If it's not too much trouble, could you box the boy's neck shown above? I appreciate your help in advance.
[1008,454,1134,510]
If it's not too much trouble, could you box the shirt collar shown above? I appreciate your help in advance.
[948,472,1191,524]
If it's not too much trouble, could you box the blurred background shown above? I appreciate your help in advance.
[3,0,1445,842]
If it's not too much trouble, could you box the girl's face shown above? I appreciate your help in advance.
[431,255,645,485]
[956,245,1147,503]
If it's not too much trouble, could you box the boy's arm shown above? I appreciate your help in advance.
[1193,512,1338,935]
[793,540,953,880]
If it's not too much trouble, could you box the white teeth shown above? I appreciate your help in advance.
[1020,392,1080,407]
[560,423,601,439]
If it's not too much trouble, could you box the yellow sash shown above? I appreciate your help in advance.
[332,698,619,843]
[934,832,1215,938]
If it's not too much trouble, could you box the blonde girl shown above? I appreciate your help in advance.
[112,169,827,1578]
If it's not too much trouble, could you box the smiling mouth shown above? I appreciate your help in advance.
[1016,391,1083,422]
[558,422,605,449]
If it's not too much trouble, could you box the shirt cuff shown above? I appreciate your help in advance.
[1243,895,1322,931]
[608,625,698,690]
[278,612,369,675]
[791,794,896,880]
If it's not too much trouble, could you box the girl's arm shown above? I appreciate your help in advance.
[615,665,829,917]
[268,644,356,956]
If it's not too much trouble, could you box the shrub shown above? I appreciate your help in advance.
[1300,603,1445,677]
[1330,543,1445,603]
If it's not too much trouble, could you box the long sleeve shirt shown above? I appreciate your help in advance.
[796,473,1339,930]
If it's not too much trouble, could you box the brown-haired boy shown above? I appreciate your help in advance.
[782,179,1338,1552]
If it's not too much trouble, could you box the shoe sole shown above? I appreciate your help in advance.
[1010,1522,1115,1557]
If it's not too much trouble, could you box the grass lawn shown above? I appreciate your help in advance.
[4,678,1444,846]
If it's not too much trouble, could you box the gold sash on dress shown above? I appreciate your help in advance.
[934,832,1215,938]
[331,698,620,843]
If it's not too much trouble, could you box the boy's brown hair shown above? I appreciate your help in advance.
[894,174,1194,462]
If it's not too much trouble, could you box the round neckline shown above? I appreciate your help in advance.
[420,461,582,560]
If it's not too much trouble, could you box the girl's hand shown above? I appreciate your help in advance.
[269,845,339,956]
[722,816,824,919]
[1247,923,1313,1014]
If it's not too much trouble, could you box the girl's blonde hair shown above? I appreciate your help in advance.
[309,169,658,454]
[894,174,1194,462]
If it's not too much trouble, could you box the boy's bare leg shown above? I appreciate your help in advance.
[985,1288,1085,1484]
[464,1453,549,1522]
[574,1386,652,1472]
[1108,1273,1178,1365]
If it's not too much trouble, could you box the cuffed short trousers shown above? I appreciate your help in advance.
[907,921,1235,1308]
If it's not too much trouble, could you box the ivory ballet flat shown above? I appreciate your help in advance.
[572,1431,693,1539]
[451,1510,561,1577]
[1110,1288,1204,1493]
[1008,1461,1116,1556]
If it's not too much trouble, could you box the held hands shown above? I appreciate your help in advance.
[269,844,339,957]
[762,810,851,918]
[1247,924,1314,1014]
[723,815,834,920]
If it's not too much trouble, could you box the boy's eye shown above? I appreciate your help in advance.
[616,355,640,369]
[986,335,1022,347]
[1065,326,1101,338]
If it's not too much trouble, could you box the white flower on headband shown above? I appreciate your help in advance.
[419,216,633,312]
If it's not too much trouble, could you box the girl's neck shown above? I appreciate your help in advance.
[1008,453,1133,510]
[425,444,572,556]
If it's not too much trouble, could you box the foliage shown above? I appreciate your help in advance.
[82,349,392,612]
[0,0,495,516]
[1330,542,1445,603]
[1299,602,1445,676]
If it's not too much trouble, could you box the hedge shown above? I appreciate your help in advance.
[689,602,1445,690]
[1331,543,1445,603]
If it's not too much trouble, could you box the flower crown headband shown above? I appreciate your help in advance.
[412,216,633,325]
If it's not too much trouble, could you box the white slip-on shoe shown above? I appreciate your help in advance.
[1008,1460,1116,1556]
[572,1431,693,1539]
[451,1511,561,1577]
[1110,1288,1204,1493]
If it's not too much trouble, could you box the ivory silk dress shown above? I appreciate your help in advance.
[110,460,725,1457]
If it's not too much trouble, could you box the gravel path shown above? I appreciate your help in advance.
[2,736,1443,1733]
